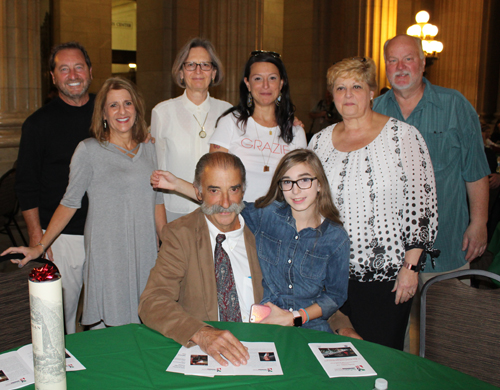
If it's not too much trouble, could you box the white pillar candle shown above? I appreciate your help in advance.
[29,274,66,390]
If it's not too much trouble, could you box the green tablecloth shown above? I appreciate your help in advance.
[15,322,498,389]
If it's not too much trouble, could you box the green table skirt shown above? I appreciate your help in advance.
[16,322,498,389]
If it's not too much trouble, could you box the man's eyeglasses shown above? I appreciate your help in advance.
[279,177,317,191]
[251,50,281,59]
[183,62,213,71]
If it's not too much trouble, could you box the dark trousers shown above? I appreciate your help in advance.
[340,279,413,350]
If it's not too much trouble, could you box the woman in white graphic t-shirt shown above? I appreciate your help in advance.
[209,51,307,202]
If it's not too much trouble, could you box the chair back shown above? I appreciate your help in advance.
[0,258,52,352]
[419,269,500,387]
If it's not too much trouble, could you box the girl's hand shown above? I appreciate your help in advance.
[151,170,178,190]
[259,302,294,326]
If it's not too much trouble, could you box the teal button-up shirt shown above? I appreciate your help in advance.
[373,78,489,272]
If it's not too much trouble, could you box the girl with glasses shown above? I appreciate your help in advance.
[151,149,350,333]
[209,51,307,202]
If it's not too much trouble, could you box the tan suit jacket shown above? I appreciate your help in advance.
[139,209,263,347]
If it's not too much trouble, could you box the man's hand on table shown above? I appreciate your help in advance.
[190,326,249,367]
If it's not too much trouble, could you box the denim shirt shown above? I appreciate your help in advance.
[242,201,350,333]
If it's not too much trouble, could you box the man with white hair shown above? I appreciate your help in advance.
[373,34,490,283]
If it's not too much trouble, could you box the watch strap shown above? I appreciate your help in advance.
[403,260,421,272]
[292,310,303,327]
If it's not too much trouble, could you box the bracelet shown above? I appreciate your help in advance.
[299,308,309,323]
[37,242,46,253]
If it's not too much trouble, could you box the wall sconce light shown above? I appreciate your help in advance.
[407,11,443,62]
[128,63,137,70]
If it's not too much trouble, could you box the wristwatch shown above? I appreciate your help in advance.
[403,260,422,272]
[292,311,303,327]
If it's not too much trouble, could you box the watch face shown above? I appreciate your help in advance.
[293,316,303,327]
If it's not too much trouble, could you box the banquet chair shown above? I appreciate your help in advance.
[419,269,500,387]
[0,256,51,352]
[0,168,28,246]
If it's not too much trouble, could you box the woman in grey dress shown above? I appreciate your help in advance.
[4,77,167,328]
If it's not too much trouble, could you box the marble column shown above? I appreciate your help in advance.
[0,0,41,175]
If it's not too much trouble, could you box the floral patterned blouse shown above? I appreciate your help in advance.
[309,118,438,282]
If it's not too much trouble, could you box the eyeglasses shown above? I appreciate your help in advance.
[251,50,281,59]
[183,62,214,71]
[279,177,317,191]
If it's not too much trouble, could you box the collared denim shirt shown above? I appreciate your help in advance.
[242,201,350,333]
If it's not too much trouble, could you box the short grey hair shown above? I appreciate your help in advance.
[194,153,246,194]
[383,35,425,61]
[171,37,225,88]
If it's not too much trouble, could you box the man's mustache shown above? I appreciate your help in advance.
[201,201,246,215]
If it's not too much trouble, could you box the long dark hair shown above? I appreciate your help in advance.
[217,52,295,144]
[255,149,342,225]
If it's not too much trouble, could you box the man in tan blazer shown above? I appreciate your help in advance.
[139,152,263,367]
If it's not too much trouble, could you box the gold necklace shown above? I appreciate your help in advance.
[193,113,209,138]
[253,119,277,172]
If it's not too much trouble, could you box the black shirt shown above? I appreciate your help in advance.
[16,95,95,235]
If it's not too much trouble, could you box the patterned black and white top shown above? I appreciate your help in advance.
[309,118,438,282]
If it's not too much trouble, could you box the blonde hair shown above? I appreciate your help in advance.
[327,57,377,93]
[90,77,148,144]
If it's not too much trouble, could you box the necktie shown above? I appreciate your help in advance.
[214,234,242,322]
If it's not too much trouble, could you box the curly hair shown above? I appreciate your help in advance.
[327,57,377,94]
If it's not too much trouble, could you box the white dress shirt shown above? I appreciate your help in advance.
[205,214,254,322]
[151,90,232,214]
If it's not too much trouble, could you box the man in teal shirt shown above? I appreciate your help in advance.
[373,35,490,283]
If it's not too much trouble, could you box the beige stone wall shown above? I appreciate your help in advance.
[52,0,112,95]
[0,0,41,175]
[283,1,315,131]
[136,0,175,123]
[263,0,284,54]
